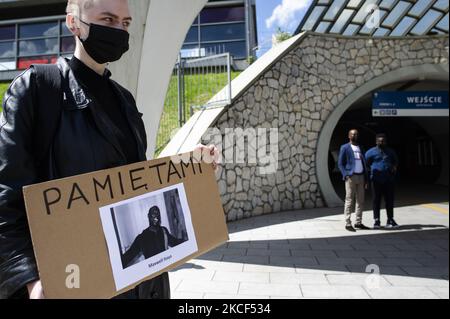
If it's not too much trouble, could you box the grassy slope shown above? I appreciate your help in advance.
[0,82,9,111]
[155,71,240,155]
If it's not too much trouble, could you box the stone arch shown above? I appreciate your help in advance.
[161,33,449,221]
[316,63,449,207]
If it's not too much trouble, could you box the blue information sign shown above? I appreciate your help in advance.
[373,91,449,117]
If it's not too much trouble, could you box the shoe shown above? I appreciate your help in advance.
[354,223,371,230]
[346,224,356,232]
[373,219,381,229]
[386,219,400,229]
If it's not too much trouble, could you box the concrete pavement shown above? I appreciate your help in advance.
[169,202,449,299]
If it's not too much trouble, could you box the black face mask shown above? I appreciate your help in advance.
[79,19,129,64]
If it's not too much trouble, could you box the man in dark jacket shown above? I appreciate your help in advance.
[365,134,400,229]
[338,129,370,232]
[122,206,186,268]
[0,0,218,299]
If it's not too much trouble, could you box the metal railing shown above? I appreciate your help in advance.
[155,52,233,155]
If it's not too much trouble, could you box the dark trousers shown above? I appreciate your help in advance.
[372,180,395,221]
[113,273,170,299]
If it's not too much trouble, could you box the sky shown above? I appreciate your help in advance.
[255,0,313,57]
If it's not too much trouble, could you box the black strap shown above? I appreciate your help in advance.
[32,64,63,175]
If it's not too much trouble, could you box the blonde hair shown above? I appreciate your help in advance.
[66,0,94,31]
[66,0,94,14]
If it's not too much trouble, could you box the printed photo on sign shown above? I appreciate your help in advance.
[99,183,198,291]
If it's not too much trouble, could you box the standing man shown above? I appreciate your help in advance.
[365,134,400,229]
[338,129,370,232]
[0,0,219,299]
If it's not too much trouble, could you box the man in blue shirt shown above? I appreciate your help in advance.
[365,134,400,229]
[338,129,370,232]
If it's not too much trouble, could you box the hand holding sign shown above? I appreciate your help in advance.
[193,144,221,172]
[23,152,228,299]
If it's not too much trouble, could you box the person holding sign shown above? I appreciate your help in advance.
[0,0,219,299]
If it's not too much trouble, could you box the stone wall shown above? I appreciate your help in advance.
[203,34,449,222]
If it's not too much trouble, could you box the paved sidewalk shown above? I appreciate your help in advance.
[169,202,449,299]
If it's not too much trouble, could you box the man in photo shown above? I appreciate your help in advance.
[121,206,186,268]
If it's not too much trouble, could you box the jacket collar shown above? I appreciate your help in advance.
[56,57,146,162]
[56,57,94,110]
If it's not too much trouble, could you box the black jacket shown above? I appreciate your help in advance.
[0,58,169,299]
[122,226,185,268]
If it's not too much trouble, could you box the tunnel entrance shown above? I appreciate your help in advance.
[328,80,449,206]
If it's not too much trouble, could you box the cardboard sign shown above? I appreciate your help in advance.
[23,153,228,299]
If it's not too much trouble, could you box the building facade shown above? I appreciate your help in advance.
[0,0,257,81]
[0,1,71,80]
[181,0,257,62]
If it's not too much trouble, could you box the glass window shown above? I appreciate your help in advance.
[410,0,433,18]
[324,0,346,21]
[0,25,16,41]
[0,59,16,71]
[410,9,444,34]
[430,28,444,34]
[19,22,59,39]
[348,0,363,9]
[303,6,326,30]
[316,22,331,33]
[379,0,397,10]
[19,38,58,56]
[382,1,413,28]
[0,41,15,58]
[343,24,360,35]
[436,13,449,32]
[373,28,390,36]
[202,41,246,58]
[181,46,205,58]
[200,6,245,24]
[434,0,449,11]
[182,44,200,50]
[330,9,354,33]
[61,36,75,53]
[200,23,245,42]
[359,24,374,35]
[225,41,246,58]
[391,16,417,36]
[184,26,199,43]
[61,21,72,36]
[18,55,58,70]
